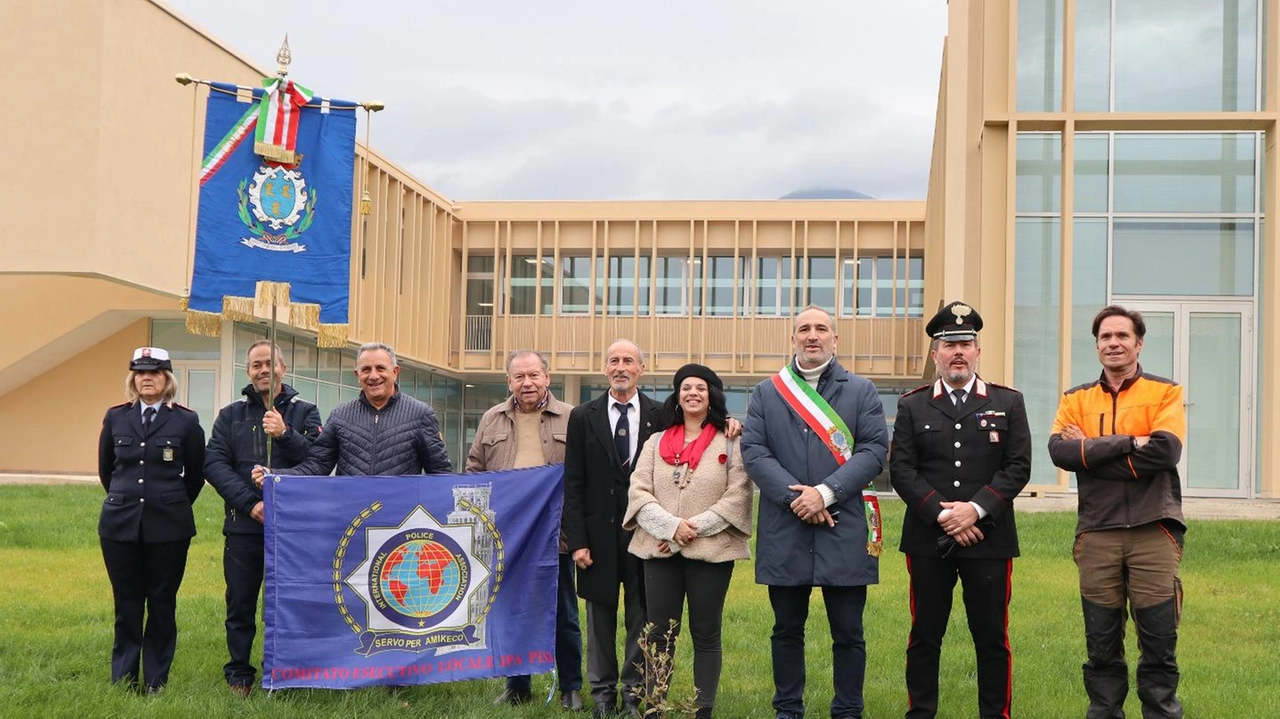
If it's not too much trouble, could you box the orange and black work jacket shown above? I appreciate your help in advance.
[1048,366,1186,537]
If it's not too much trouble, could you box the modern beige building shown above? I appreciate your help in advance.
[1,0,1276,499]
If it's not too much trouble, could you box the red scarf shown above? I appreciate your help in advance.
[658,423,718,472]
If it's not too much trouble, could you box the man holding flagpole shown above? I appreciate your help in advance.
[253,342,451,481]
[205,340,321,697]
[741,305,889,719]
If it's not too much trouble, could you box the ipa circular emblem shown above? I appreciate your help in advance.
[370,530,470,627]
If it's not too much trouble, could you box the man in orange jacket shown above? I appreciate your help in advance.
[1048,305,1186,719]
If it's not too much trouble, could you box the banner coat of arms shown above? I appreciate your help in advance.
[186,80,357,346]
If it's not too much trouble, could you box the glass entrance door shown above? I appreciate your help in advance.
[172,361,221,437]
[1119,301,1253,498]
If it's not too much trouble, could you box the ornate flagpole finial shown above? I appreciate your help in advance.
[276,34,292,77]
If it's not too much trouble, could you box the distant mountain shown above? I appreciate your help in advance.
[779,188,874,200]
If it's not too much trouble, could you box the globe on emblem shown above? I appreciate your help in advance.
[378,539,464,618]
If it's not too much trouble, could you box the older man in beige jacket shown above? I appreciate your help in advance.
[467,349,583,711]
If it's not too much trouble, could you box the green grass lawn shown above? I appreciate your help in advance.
[1,484,1277,718]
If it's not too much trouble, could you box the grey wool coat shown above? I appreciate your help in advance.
[741,358,889,587]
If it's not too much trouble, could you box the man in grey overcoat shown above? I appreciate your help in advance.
[741,305,889,719]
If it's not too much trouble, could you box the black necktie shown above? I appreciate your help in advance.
[951,388,967,408]
[143,406,156,430]
[614,402,631,466]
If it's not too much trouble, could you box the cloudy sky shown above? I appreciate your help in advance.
[165,1,947,201]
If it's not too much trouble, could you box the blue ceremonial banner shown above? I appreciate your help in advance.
[262,467,563,689]
[188,81,357,341]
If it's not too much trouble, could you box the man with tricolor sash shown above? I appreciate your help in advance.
[889,301,1032,719]
[741,305,889,719]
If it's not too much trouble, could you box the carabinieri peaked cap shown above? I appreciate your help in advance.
[925,301,983,342]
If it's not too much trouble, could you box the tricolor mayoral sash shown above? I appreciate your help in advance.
[771,365,883,556]
[187,79,358,346]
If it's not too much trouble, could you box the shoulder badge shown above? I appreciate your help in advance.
[985,381,1021,393]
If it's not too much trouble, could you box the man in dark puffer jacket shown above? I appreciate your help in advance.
[256,342,452,480]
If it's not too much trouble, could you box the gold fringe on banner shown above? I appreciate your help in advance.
[255,281,291,307]
[317,323,349,348]
[179,296,189,311]
[290,303,320,331]
[185,309,223,337]
[254,142,300,165]
[223,296,257,322]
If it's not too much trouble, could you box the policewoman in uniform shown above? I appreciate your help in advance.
[97,347,206,693]
[889,302,1032,719]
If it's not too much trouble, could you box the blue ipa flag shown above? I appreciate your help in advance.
[262,467,563,689]
[187,81,357,345]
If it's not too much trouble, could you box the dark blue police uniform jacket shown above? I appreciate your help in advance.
[97,402,206,543]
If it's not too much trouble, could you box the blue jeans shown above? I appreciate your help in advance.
[509,553,584,693]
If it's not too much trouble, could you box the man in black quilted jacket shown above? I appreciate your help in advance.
[254,342,452,482]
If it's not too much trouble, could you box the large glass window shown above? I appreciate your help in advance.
[1113,134,1255,215]
[1113,0,1257,112]
[151,319,219,360]
[806,256,837,312]
[850,257,924,318]
[1071,219,1108,386]
[508,255,539,315]
[656,257,689,315]
[700,256,742,317]
[1017,0,1063,111]
[1013,218,1061,487]
[538,256,555,314]
[753,256,794,316]
[560,257,595,314]
[465,255,495,315]
[1075,0,1258,112]
[1112,220,1253,296]
[1073,0,1112,111]
[605,255,651,315]
[1074,134,1109,213]
[1017,133,1061,214]
[318,347,344,385]
[293,341,318,379]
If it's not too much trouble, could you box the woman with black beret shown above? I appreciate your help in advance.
[623,363,753,718]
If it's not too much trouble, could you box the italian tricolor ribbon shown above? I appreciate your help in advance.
[771,365,883,556]
[200,100,258,186]
[255,77,313,163]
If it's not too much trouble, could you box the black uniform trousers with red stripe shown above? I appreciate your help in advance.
[889,377,1032,719]
[905,554,1013,719]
